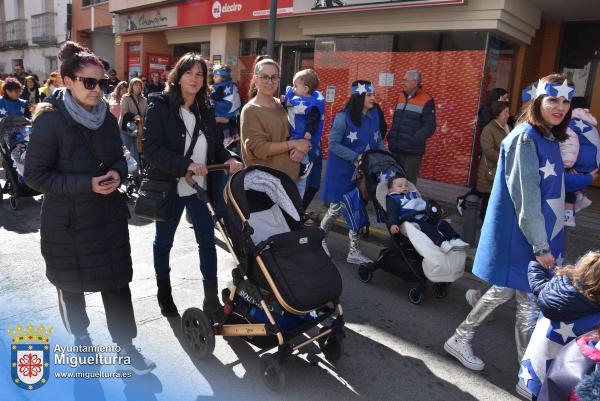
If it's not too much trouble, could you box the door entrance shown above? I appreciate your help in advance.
[279,42,315,95]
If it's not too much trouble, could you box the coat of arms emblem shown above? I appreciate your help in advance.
[8,324,53,390]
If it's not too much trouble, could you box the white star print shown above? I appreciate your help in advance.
[554,321,576,343]
[518,366,533,386]
[546,176,565,241]
[525,84,536,100]
[0,108,7,115]
[373,131,380,142]
[293,101,308,115]
[378,172,388,182]
[539,160,556,180]
[556,253,564,267]
[574,119,589,132]
[553,79,574,100]
[223,87,241,114]
[580,128,600,167]
[347,131,358,143]
[20,107,24,114]
[356,83,367,95]
[535,82,548,98]
[223,86,232,95]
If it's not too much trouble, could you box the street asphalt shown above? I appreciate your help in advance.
[0,191,526,401]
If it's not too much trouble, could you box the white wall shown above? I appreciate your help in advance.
[91,31,115,69]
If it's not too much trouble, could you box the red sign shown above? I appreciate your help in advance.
[178,0,294,27]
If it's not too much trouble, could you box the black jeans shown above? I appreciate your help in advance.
[57,284,137,345]
[416,219,459,246]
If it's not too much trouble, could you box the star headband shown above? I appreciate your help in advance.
[521,79,575,102]
[213,68,230,77]
[352,82,374,95]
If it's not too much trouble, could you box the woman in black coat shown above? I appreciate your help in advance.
[24,41,155,375]
[142,53,243,318]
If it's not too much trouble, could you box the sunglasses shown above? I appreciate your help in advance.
[74,76,109,90]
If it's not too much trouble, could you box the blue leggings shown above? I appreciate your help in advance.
[153,194,217,282]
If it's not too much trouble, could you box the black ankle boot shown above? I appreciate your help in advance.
[157,278,178,317]
[202,282,223,320]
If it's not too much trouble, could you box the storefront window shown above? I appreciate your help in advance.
[240,39,267,56]
[173,43,210,58]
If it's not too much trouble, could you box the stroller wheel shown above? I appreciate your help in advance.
[9,196,17,210]
[408,288,424,305]
[181,307,215,360]
[358,264,373,283]
[318,326,343,362]
[260,354,286,392]
[433,283,450,299]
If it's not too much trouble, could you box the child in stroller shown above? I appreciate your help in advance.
[356,150,466,304]
[386,174,469,253]
[0,116,40,209]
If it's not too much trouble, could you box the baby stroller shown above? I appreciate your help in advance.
[0,116,41,210]
[180,165,345,391]
[355,150,466,305]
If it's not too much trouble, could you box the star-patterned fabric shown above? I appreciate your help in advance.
[519,312,600,397]
[321,108,383,203]
[283,85,325,147]
[210,80,241,120]
[473,123,565,292]
[569,118,600,174]
[0,97,28,118]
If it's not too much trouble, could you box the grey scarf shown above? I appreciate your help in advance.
[62,88,107,130]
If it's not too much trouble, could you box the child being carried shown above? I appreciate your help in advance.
[386,174,469,253]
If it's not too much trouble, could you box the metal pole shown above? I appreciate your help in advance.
[267,0,277,57]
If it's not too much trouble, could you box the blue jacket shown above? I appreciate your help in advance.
[387,88,436,155]
[528,261,600,321]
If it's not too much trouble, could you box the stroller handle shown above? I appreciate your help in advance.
[184,164,231,187]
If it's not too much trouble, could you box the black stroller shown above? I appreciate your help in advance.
[180,165,345,391]
[354,150,460,305]
[0,116,41,210]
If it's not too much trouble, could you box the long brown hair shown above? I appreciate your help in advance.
[166,52,210,115]
[516,73,573,141]
[556,251,600,302]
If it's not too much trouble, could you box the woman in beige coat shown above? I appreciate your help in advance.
[476,100,510,219]
[119,77,148,161]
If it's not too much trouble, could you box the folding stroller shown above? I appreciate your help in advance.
[0,116,41,210]
[355,150,465,305]
[181,165,345,391]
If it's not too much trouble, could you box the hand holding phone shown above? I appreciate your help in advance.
[100,179,117,186]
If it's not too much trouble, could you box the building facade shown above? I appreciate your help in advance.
[0,0,68,78]
[107,0,600,187]
[71,0,116,72]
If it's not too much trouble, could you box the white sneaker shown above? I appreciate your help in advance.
[574,196,592,213]
[456,197,465,216]
[440,241,453,253]
[465,289,480,308]
[450,238,470,249]
[346,249,372,265]
[322,239,331,257]
[444,335,485,371]
[564,210,576,227]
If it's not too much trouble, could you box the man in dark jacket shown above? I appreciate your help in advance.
[144,72,165,97]
[387,69,436,184]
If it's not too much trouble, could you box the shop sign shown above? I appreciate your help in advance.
[178,0,293,27]
[294,0,465,14]
[226,55,238,67]
[213,55,222,66]
[326,86,336,103]
[118,6,178,33]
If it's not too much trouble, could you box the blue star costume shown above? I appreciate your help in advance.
[569,118,600,174]
[0,96,27,117]
[210,80,241,120]
[283,86,325,148]
[473,124,566,292]
[321,108,384,204]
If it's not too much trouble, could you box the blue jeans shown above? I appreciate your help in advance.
[153,194,217,283]
[120,132,139,163]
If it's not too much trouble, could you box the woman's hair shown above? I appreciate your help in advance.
[128,78,144,97]
[556,251,600,302]
[387,174,405,189]
[516,73,572,141]
[45,71,59,87]
[213,64,232,81]
[293,69,319,94]
[3,77,23,93]
[111,81,128,103]
[344,80,372,127]
[490,100,510,120]
[25,76,38,87]
[166,52,210,114]
[58,41,104,80]
[248,55,278,99]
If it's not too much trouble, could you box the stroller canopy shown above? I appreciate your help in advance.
[358,150,406,194]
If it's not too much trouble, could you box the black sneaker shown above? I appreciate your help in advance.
[117,344,156,375]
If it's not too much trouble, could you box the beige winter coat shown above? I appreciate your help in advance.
[476,120,509,194]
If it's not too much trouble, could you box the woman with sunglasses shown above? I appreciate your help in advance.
[24,41,156,374]
[143,53,243,319]
[240,58,311,181]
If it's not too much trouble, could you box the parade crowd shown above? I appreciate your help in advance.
[2,40,600,400]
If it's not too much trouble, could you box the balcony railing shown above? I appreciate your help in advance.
[5,19,27,48]
[31,12,56,45]
[0,23,7,49]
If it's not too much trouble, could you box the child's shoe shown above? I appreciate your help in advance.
[564,209,576,227]
[440,241,453,253]
[299,162,313,179]
[574,195,592,213]
[465,289,480,308]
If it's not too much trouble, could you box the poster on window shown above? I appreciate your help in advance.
[294,0,465,14]
[147,54,171,80]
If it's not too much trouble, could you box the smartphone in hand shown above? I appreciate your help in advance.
[100,179,117,186]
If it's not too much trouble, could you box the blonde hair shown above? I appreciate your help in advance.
[556,251,600,302]
[128,78,144,97]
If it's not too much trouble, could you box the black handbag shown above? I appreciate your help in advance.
[134,115,201,221]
